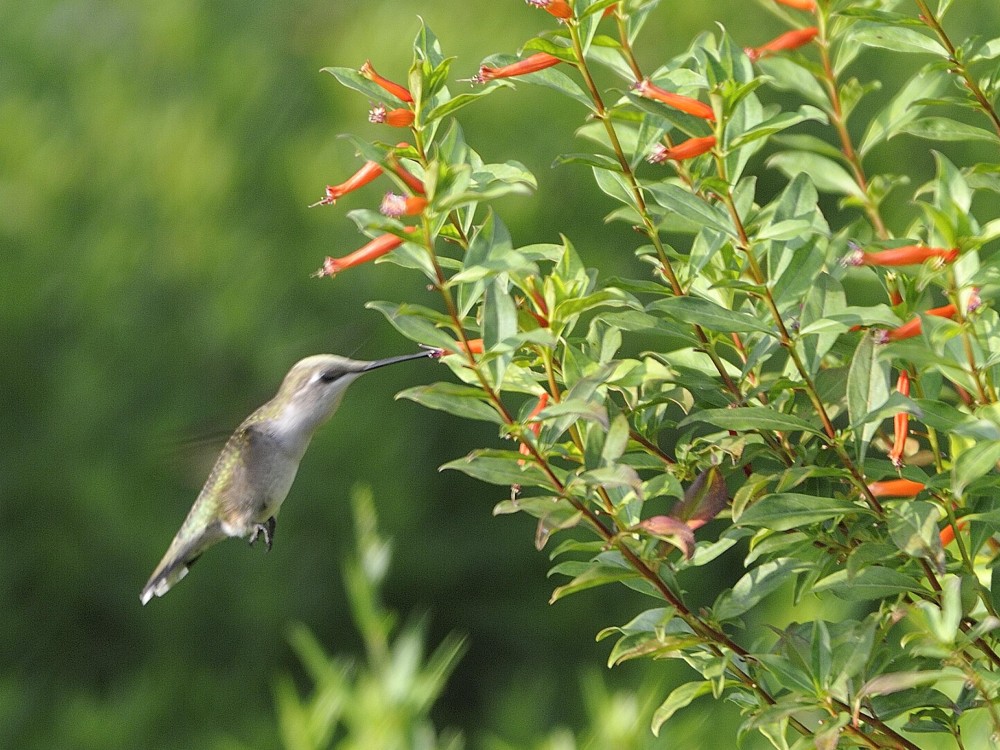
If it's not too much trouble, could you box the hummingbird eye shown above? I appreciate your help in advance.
[318,370,342,384]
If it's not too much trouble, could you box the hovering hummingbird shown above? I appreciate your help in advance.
[140,350,436,605]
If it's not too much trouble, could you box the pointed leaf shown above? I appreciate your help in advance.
[738,493,867,530]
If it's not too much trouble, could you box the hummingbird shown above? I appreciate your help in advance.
[140,350,436,605]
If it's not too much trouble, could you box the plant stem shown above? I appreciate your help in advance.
[814,8,889,239]
[913,0,1000,139]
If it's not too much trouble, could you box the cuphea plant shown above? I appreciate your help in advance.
[308,0,1000,746]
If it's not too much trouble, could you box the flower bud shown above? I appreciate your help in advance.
[368,104,416,128]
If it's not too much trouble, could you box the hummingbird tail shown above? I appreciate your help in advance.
[140,529,220,605]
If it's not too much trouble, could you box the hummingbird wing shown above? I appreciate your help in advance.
[140,423,265,605]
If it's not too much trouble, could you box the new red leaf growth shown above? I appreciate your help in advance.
[632,79,715,120]
[636,516,695,560]
[745,27,819,61]
[671,466,728,531]
[472,53,562,84]
[359,60,413,102]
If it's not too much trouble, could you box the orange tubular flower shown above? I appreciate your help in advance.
[846,245,959,267]
[386,143,426,195]
[519,392,551,460]
[648,136,716,163]
[867,478,925,498]
[745,27,819,62]
[389,162,425,195]
[472,53,562,84]
[311,161,383,207]
[359,60,413,103]
[939,519,968,547]
[439,338,485,357]
[526,0,572,19]
[316,229,415,277]
[775,0,816,10]
[632,79,715,120]
[380,192,428,218]
[877,303,958,343]
[888,371,910,468]
[368,104,415,128]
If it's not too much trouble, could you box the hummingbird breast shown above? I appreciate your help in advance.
[213,421,306,538]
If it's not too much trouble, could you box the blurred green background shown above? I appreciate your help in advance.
[4,1,998,747]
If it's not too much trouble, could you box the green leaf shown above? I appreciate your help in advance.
[483,276,517,385]
[848,22,945,56]
[366,301,462,352]
[679,407,823,436]
[441,451,555,489]
[913,399,1000,440]
[713,558,807,620]
[738,494,867,530]
[846,333,890,461]
[952,441,1000,498]
[648,296,774,334]
[553,288,637,322]
[548,563,641,603]
[552,152,624,171]
[397,382,503,424]
[651,681,718,736]
[321,66,411,104]
[889,501,945,570]
[812,566,922,600]
[728,106,826,150]
[757,56,828,107]
[516,63,593,109]
[859,67,951,156]
[424,85,506,121]
[767,151,864,198]
[860,670,954,699]
[644,182,735,236]
[900,117,998,143]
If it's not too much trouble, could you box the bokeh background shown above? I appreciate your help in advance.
[4,1,999,747]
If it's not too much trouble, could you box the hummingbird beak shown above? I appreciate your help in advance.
[362,349,437,372]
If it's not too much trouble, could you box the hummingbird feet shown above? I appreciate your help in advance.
[249,516,276,552]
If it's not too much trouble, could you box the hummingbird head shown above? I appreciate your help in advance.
[268,350,434,440]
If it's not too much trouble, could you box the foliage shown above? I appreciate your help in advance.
[311,0,1000,746]
[275,486,466,750]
